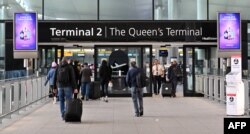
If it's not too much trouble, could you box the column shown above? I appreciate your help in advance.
[197,0,207,20]
[155,0,163,20]
[168,0,178,19]
[0,1,8,79]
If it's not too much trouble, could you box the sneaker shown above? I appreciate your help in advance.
[85,96,89,101]
[81,96,84,100]
[53,97,57,104]
[62,112,65,120]
[105,96,108,102]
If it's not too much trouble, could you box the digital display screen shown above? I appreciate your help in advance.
[14,12,37,50]
[159,50,168,57]
[218,13,240,50]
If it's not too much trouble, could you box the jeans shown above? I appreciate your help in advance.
[81,82,90,98]
[101,81,108,97]
[171,80,177,96]
[131,87,143,115]
[58,87,72,117]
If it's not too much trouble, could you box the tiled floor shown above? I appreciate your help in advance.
[0,96,226,134]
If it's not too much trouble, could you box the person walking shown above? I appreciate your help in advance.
[99,60,112,102]
[80,63,92,101]
[53,57,78,120]
[167,60,180,97]
[152,59,164,95]
[126,61,143,117]
[45,61,57,104]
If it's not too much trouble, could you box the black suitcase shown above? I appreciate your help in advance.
[161,82,172,97]
[64,96,82,122]
[89,81,100,99]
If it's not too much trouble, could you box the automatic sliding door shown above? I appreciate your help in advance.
[184,46,217,96]
[95,45,152,96]
[184,47,194,93]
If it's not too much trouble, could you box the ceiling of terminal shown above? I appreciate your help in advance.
[0,0,152,20]
[1,0,42,19]
[1,0,250,20]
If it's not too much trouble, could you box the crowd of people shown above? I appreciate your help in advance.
[45,57,183,120]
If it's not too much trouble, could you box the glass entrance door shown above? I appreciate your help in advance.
[183,45,217,96]
[38,46,63,74]
[94,45,152,96]
[184,47,193,93]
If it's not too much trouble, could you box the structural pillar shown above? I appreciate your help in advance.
[197,0,207,20]
[168,0,178,20]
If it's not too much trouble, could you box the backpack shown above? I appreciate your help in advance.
[136,69,148,88]
[57,65,70,84]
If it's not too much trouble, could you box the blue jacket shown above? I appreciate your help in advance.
[126,67,139,88]
[45,68,56,86]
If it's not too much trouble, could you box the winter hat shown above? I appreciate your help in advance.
[51,62,57,67]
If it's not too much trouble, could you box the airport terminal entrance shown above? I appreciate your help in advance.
[94,45,152,96]
[5,20,225,97]
[183,45,217,96]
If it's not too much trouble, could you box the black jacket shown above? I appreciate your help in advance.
[99,66,112,83]
[53,62,77,90]
[168,65,178,82]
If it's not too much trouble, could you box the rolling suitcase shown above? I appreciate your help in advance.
[64,94,82,122]
[161,82,172,97]
[89,81,101,99]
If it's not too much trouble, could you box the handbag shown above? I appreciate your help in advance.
[108,81,113,88]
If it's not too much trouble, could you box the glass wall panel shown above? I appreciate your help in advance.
[100,0,152,20]
[154,0,198,20]
[154,0,168,20]
[209,0,250,20]
[248,23,250,57]
[248,23,250,78]
[0,0,42,20]
[0,22,4,79]
[44,0,97,20]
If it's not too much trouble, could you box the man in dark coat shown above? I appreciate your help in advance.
[167,60,180,97]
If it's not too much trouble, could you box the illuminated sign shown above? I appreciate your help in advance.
[14,12,37,51]
[218,13,240,50]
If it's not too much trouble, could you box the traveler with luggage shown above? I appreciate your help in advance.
[53,57,78,120]
[126,61,144,117]
[80,63,92,101]
[167,60,181,97]
[99,60,112,102]
[68,59,81,92]
[45,61,58,104]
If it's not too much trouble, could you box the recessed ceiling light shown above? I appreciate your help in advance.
[0,4,12,10]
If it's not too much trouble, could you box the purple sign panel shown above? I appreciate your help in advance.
[14,12,37,50]
[218,13,240,50]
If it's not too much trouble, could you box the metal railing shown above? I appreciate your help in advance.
[0,75,50,123]
[195,74,250,115]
